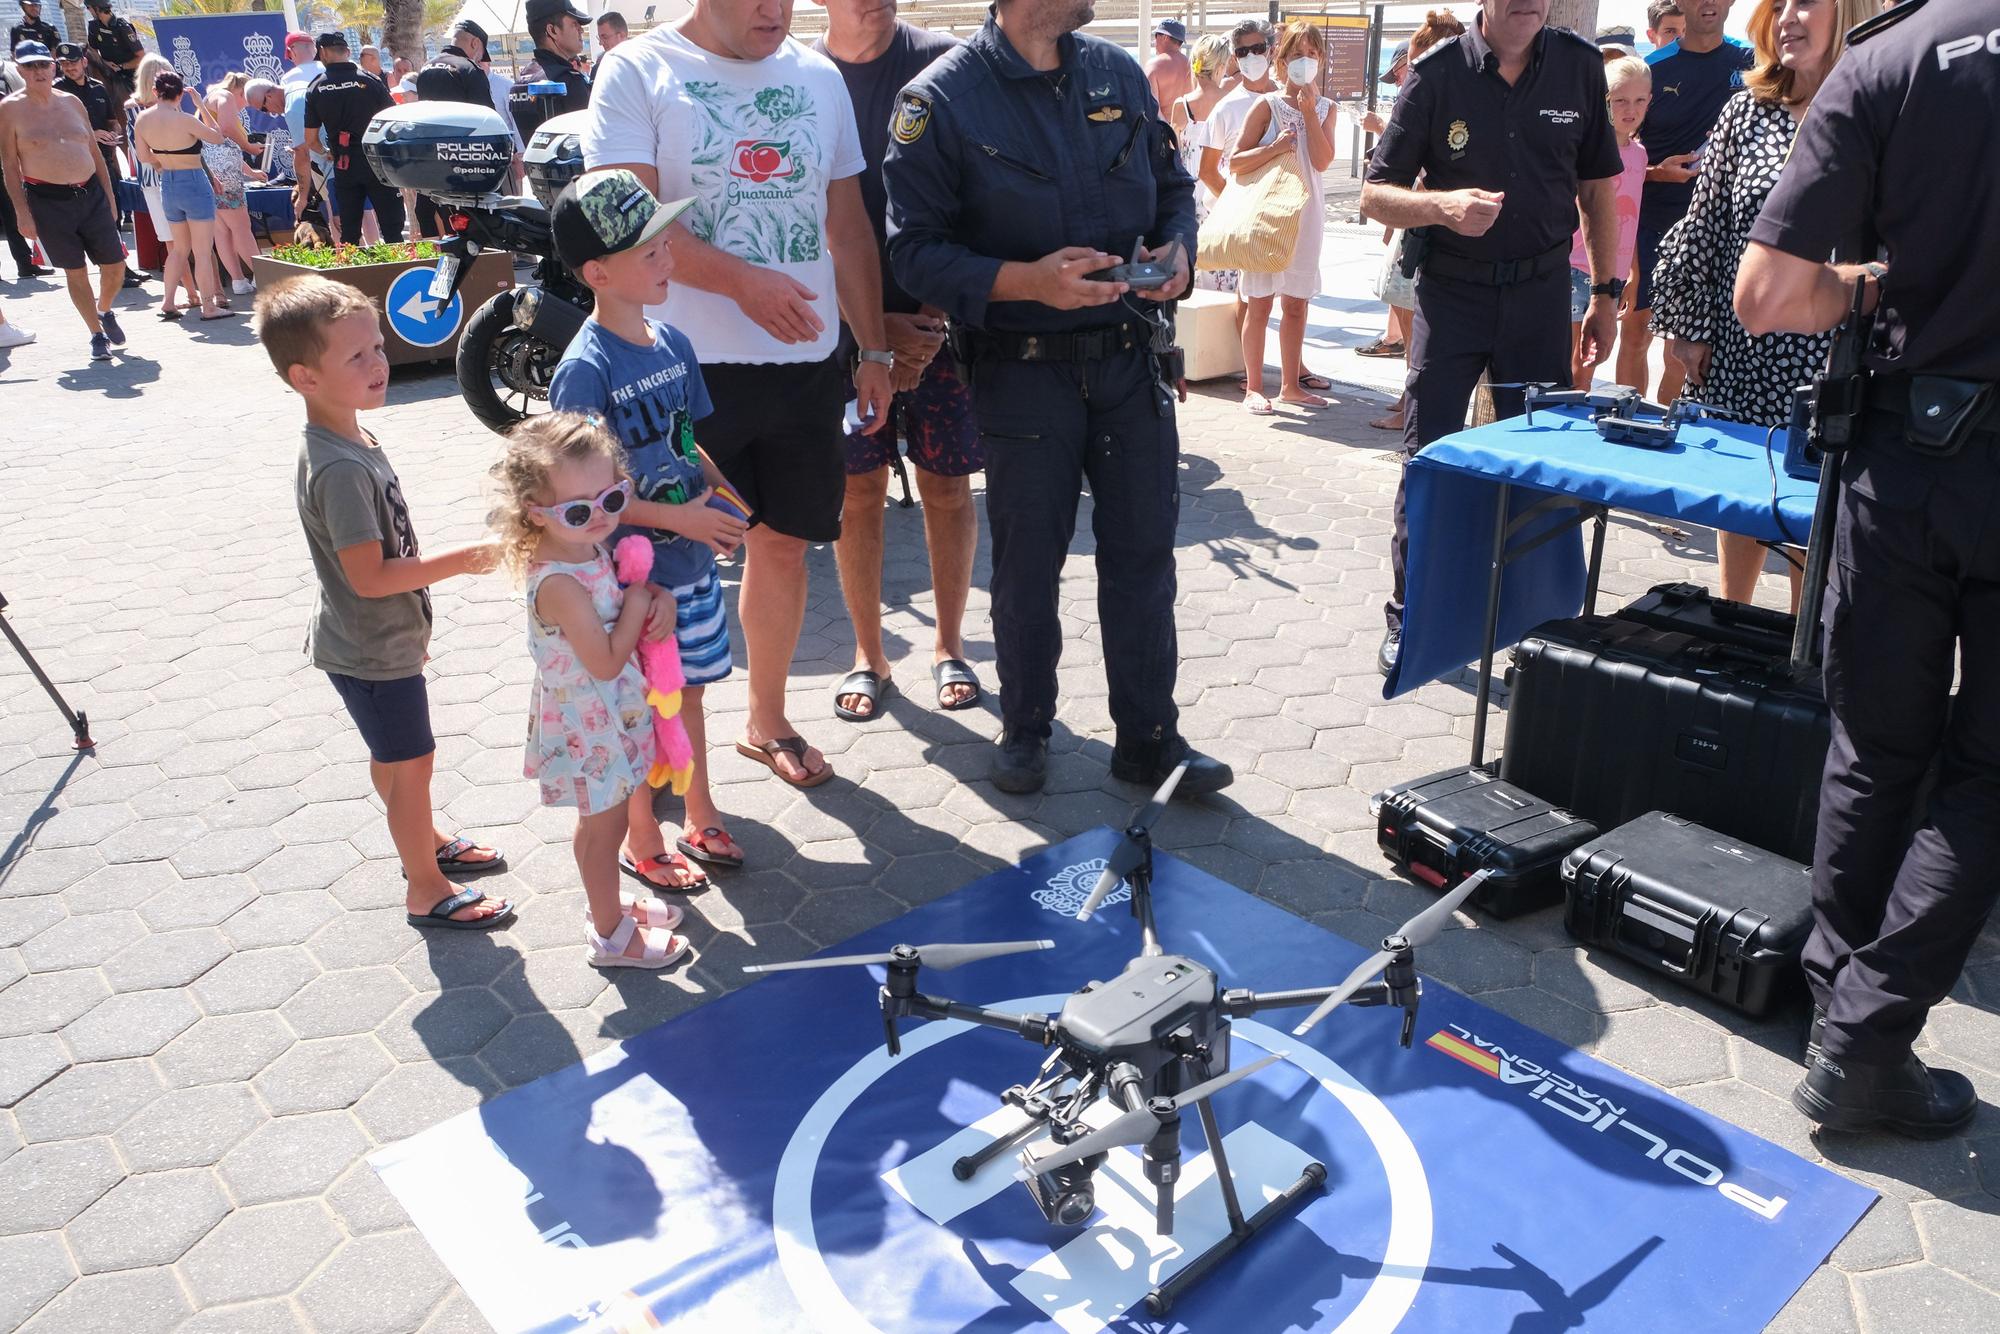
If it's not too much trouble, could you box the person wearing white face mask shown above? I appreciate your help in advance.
[1229,20,1340,414]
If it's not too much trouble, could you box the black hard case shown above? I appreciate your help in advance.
[1561,811,1812,1015]
[1616,582,1796,657]
[1501,616,1830,863]
[1374,766,1599,918]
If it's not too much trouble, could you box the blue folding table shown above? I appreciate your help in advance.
[1382,404,1821,765]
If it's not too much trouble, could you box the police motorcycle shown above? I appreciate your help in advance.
[362,93,591,433]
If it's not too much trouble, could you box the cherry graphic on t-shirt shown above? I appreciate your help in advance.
[732,139,793,183]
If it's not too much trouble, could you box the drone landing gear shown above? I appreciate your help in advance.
[1144,1084,1327,1318]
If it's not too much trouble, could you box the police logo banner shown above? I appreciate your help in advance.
[371,829,1875,1334]
[152,13,291,92]
[892,93,931,145]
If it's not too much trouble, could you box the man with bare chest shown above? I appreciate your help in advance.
[1,40,128,360]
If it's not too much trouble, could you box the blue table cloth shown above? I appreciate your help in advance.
[116,179,297,234]
[1385,405,1821,698]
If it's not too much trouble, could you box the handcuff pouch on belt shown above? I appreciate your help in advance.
[1397,225,1431,280]
[1904,378,1995,457]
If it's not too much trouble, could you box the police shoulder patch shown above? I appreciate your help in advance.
[892,91,932,145]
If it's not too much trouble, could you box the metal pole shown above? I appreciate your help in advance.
[1469,482,1512,769]
[0,595,93,751]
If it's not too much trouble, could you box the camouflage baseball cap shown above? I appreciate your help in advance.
[551,169,694,272]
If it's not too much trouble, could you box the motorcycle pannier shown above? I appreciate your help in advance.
[363,103,515,202]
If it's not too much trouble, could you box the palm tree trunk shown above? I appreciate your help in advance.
[382,0,426,67]
[58,0,88,43]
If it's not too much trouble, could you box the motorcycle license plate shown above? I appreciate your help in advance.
[427,255,460,302]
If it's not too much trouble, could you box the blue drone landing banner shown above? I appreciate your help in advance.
[372,831,1875,1333]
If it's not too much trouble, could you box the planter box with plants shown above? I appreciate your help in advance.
[250,240,514,368]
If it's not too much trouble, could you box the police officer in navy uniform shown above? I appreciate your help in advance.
[413,20,495,107]
[304,32,405,242]
[83,1,142,96]
[884,0,1232,798]
[53,43,118,185]
[7,1,59,58]
[1362,0,1625,675]
[1736,0,2000,1138]
[510,0,592,144]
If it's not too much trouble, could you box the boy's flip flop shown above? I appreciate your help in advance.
[408,888,514,931]
[619,851,710,892]
[833,669,893,722]
[436,837,508,876]
[932,659,982,711]
[677,826,745,870]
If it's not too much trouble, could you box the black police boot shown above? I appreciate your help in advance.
[1803,1005,1827,1067]
[1377,624,1402,677]
[1791,1049,1977,1139]
[992,729,1048,795]
[1109,732,1234,797]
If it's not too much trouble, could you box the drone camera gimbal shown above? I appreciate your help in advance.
[745,763,1495,1316]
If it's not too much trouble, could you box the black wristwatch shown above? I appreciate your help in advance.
[1589,277,1627,300]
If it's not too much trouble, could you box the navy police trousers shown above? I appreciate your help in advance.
[969,347,1181,743]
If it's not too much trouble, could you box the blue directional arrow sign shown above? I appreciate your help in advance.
[384,264,467,349]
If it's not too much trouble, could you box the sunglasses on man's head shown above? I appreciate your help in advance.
[1233,43,1268,57]
[533,480,631,531]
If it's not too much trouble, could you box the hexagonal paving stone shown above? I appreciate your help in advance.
[0,1230,76,1330]
[222,892,345,951]
[114,1082,264,1172]
[252,842,365,895]
[376,989,511,1063]
[137,874,261,932]
[324,1160,411,1236]
[17,910,145,972]
[155,1012,297,1089]
[189,945,322,1014]
[0,1137,124,1231]
[1592,1007,1730,1088]
[16,1266,190,1334]
[220,1111,372,1205]
[59,989,200,1062]
[65,1167,230,1273]
[26,803,135,850]
[170,826,283,879]
[1852,1263,2000,1333]
[176,1299,312,1334]
[12,1059,163,1142]
[101,928,230,993]
[0,969,111,1041]
[298,1231,455,1334]
[200,787,307,832]
[309,909,423,971]
[0,1034,68,1109]
[1531,948,1660,1015]
[254,1035,395,1115]
[0,897,64,950]
[178,1199,344,1305]
[282,956,415,1036]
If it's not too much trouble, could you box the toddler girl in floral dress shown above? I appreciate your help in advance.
[493,413,691,969]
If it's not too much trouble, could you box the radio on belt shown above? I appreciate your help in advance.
[363,103,517,206]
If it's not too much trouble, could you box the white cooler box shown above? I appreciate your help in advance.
[1175,287,1243,382]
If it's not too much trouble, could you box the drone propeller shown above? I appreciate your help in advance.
[1075,761,1189,921]
[1290,870,1490,1036]
[1016,1051,1288,1180]
[742,939,1054,975]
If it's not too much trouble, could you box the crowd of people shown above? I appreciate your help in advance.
[7,0,1995,1142]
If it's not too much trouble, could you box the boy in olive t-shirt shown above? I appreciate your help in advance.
[259,274,514,932]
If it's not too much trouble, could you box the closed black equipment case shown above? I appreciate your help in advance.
[1561,811,1812,1015]
[1502,615,1830,863]
[1374,766,1599,918]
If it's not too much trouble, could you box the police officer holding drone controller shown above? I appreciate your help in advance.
[883,0,1232,801]
[1735,0,2000,1139]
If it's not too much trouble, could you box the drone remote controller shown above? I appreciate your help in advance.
[1087,240,1181,290]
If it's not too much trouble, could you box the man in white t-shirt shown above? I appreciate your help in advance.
[279,32,322,93]
[585,0,893,790]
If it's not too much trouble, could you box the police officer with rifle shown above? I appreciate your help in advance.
[883,0,1231,799]
[1736,0,2000,1138]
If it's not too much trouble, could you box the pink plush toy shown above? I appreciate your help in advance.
[613,534,696,795]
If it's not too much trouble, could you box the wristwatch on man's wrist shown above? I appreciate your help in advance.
[857,349,894,368]
[1589,277,1627,300]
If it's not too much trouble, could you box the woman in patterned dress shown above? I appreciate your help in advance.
[1229,20,1339,415]
[201,73,266,296]
[1648,0,1874,604]
[1172,34,1237,295]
